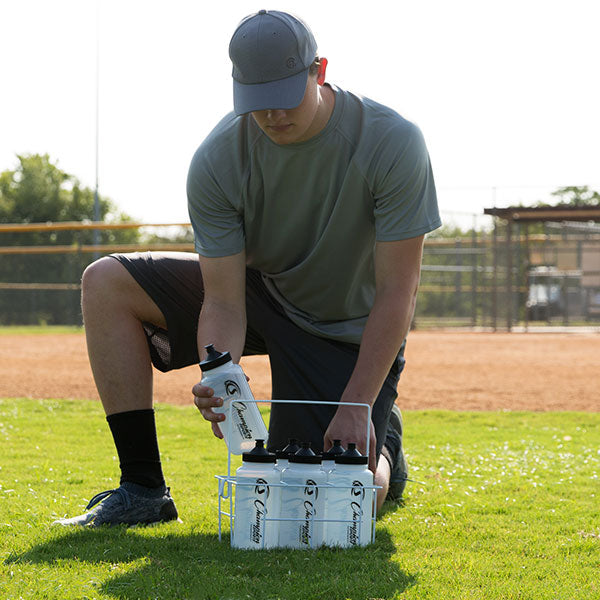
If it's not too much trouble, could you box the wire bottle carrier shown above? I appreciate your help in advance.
[215,399,381,549]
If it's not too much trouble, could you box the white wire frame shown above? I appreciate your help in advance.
[214,398,382,549]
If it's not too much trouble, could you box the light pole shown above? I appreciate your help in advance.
[93,1,100,259]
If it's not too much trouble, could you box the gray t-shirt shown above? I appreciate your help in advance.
[187,85,441,344]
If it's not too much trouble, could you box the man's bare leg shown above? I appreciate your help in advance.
[81,256,167,415]
[54,256,179,527]
[375,454,391,512]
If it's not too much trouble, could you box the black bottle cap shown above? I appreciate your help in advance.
[242,439,276,463]
[275,437,300,459]
[199,344,231,371]
[289,441,322,464]
[322,439,345,460]
[334,442,368,465]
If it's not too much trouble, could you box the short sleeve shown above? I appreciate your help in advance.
[372,123,441,241]
[186,147,245,258]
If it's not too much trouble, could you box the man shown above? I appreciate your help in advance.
[55,9,440,527]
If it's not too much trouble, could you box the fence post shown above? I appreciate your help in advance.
[563,273,569,326]
[506,220,513,332]
[524,224,530,332]
[471,220,477,329]
[543,223,551,324]
[74,241,83,326]
[455,238,462,320]
[514,222,521,326]
[492,217,498,332]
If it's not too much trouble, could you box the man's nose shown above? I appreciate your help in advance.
[266,109,287,121]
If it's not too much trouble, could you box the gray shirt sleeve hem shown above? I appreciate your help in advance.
[194,242,245,258]
[375,218,442,242]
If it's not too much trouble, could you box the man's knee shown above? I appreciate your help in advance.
[81,257,126,305]
[81,256,167,328]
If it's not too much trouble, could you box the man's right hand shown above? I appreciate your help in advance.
[192,382,225,439]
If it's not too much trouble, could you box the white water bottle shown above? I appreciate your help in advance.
[321,439,345,477]
[275,438,300,474]
[199,344,268,455]
[279,442,327,549]
[325,443,374,547]
[232,440,280,549]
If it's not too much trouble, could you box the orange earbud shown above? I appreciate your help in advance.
[317,58,328,85]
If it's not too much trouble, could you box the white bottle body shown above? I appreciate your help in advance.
[201,361,268,455]
[325,463,374,547]
[279,462,327,549]
[321,459,336,477]
[275,457,290,473]
[232,462,280,549]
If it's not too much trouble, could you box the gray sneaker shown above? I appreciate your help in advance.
[386,404,409,501]
[52,482,179,527]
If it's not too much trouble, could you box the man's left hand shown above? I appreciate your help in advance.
[324,404,377,473]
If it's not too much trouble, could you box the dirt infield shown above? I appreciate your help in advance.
[2,330,598,411]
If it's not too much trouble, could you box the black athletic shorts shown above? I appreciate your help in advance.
[111,251,405,459]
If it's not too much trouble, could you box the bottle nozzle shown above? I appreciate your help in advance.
[334,442,367,464]
[289,440,321,464]
[242,438,275,462]
[278,438,300,457]
[323,439,346,459]
[199,344,232,370]
[294,442,316,457]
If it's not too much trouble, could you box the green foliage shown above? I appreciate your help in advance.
[0,153,138,245]
[1,398,598,599]
[0,154,139,325]
[546,185,600,208]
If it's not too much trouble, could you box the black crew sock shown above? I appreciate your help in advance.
[106,409,166,489]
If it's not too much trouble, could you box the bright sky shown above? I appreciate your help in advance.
[2,0,599,229]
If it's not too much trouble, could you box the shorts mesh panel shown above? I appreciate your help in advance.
[142,323,172,371]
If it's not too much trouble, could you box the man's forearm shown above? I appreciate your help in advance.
[340,286,416,407]
[196,252,247,364]
[197,297,246,364]
[324,285,417,469]
[340,235,424,408]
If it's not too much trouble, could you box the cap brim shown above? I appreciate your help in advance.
[233,68,309,116]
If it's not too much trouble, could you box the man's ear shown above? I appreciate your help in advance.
[317,57,328,85]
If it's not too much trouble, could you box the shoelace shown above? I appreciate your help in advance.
[392,476,426,485]
[85,487,132,511]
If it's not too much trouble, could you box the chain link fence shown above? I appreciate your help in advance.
[1,219,599,329]
[416,218,600,330]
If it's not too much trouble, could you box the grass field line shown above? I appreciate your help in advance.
[0,325,84,335]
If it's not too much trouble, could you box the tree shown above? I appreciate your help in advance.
[0,154,139,324]
[0,153,139,245]
[540,185,600,208]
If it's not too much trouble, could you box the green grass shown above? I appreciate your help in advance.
[0,325,83,335]
[1,399,598,600]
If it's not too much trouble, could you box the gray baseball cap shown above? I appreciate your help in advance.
[229,9,318,115]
